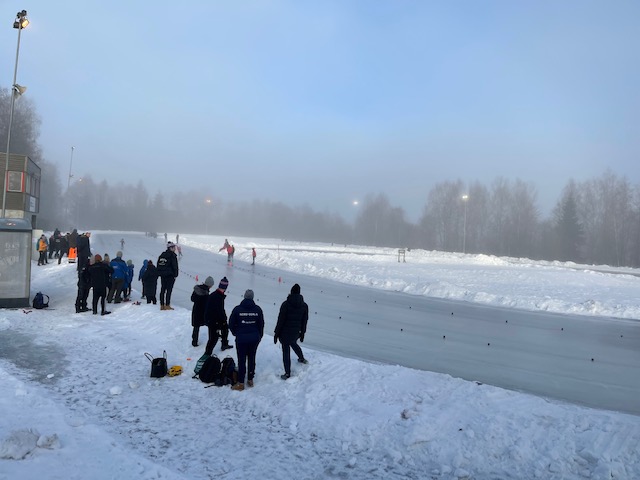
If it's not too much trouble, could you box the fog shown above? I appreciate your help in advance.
[1,1,639,223]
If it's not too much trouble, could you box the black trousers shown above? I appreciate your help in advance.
[92,288,107,314]
[160,276,175,306]
[236,340,259,384]
[204,323,230,355]
[281,340,304,376]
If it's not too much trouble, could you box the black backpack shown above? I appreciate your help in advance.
[197,355,221,383]
[218,356,237,386]
[32,292,49,310]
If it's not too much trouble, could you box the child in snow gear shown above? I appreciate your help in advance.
[142,260,158,304]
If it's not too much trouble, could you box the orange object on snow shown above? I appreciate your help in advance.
[68,247,77,263]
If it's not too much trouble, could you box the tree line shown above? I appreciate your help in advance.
[2,87,639,267]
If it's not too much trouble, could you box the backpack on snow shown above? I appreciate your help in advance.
[196,354,221,384]
[32,292,49,310]
[218,356,237,386]
[193,353,210,377]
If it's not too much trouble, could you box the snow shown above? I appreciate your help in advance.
[1,231,639,480]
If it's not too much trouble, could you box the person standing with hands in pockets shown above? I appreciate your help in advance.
[274,283,309,380]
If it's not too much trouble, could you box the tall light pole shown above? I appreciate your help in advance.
[67,146,75,189]
[2,9,29,218]
[205,198,212,234]
[462,194,469,254]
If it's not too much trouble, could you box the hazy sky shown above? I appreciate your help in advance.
[2,1,639,221]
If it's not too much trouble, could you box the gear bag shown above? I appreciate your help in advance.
[218,356,237,386]
[32,292,49,310]
[196,355,221,384]
[144,350,168,378]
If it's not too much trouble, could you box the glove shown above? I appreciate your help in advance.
[300,333,305,343]
[273,336,278,344]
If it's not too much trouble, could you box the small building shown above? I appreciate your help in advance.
[1,152,41,225]
[1,153,41,308]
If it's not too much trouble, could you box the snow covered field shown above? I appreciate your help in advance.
[1,231,639,480]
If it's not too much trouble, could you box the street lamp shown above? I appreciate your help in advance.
[205,198,212,234]
[462,194,469,254]
[2,9,29,219]
[67,146,75,189]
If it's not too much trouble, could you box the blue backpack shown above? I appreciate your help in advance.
[32,292,49,309]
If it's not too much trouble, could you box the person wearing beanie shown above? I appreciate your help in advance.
[229,289,265,391]
[123,259,135,301]
[88,253,114,316]
[107,251,128,304]
[141,260,158,305]
[204,276,233,354]
[190,276,214,347]
[274,283,309,379]
[156,242,179,310]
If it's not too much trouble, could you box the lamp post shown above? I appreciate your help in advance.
[67,146,75,189]
[462,194,469,254]
[205,198,212,234]
[2,10,29,219]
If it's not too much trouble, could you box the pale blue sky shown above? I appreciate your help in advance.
[2,1,639,221]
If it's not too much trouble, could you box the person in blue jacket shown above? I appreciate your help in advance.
[138,259,148,299]
[107,251,127,303]
[229,289,264,391]
[124,259,135,301]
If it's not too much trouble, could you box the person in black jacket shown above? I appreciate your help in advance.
[157,241,179,310]
[142,260,158,304]
[204,276,233,354]
[274,283,309,380]
[190,276,214,347]
[88,254,114,315]
[76,232,92,272]
[229,289,264,391]
[75,263,91,313]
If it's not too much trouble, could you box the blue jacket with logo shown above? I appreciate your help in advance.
[229,298,264,344]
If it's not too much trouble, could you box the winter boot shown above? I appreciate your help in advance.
[231,383,245,391]
[280,373,290,380]
[247,379,254,387]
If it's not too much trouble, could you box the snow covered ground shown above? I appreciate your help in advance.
[1,231,639,480]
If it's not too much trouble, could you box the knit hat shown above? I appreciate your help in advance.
[94,254,102,263]
[167,241,175,248]
[244,289,254,300]
[291,283,301,295]
[126,259,133,266]
[218,277,229,291]
[116,251,123,258]
[204,276,215,287]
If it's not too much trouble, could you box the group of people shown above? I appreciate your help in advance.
[37,228,89,266]
[191,278,309,390]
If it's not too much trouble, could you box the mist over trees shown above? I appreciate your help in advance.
[2,87,639,267]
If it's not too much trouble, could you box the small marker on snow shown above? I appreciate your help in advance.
[591,358,594,362]
[401,328,403,331]
[339,316,342,319]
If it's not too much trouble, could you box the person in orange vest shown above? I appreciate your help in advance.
[37,234,48,266]
[251,247,256,265]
